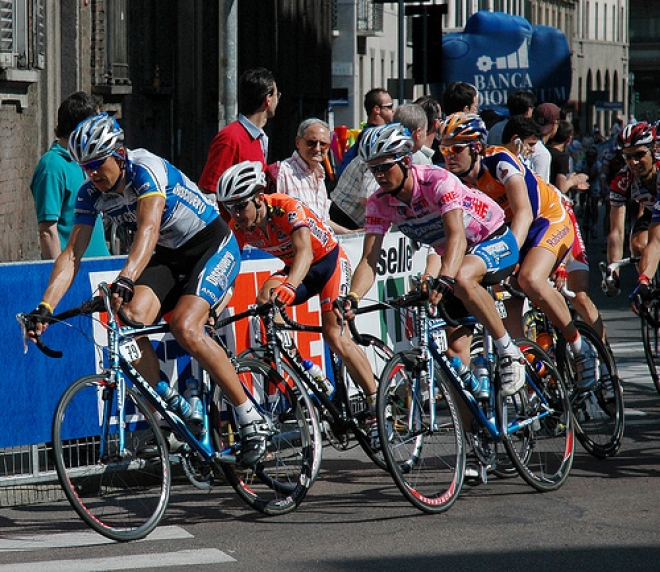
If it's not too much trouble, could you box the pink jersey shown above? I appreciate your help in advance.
[364,165,505,255]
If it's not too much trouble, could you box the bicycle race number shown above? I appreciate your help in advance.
[431,328,448,353]
[119,339,142,362]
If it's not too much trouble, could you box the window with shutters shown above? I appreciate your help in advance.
[0,0,45,71]
[90,0,132,95]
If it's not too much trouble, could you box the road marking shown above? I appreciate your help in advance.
[0,549,235,571]
[0,525,192,552]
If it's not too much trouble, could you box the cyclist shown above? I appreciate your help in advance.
[344,123,526,398]
[606,121,659,295]
[501,116,605,341]
[439,112,597,391]
[23,113,269,466]
[216,161,379,439]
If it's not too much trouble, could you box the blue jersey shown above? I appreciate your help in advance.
[75,148,219,249]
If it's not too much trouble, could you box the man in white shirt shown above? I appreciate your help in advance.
[529,103,560,183]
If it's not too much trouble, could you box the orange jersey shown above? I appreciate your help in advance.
[476,146,565,223]
[231,193,337,266]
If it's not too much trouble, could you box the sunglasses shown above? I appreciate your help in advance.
[379,103,394,109]
[369,161,400,175]
[81,157,108,172]
[304,139,330,150]
[440,143,471,155]
[623,149,650,163]
[225,199,251,213]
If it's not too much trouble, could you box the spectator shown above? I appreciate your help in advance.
[414,95,443,164]
[335,87,394,178]
[529,102,560,182]
[199,68,279,194]
[487,89,535,146]
[548,120,589,197]
[329,153,379,230]
[30,92,110,259]
[441,81,479,115]
[275,118,354,235]
[394,103,431,165]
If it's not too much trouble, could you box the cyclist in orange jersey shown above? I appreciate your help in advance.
[439,113,597,392]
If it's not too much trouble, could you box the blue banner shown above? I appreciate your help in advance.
[437,11,572,113]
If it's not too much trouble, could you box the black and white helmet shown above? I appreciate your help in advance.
[216,161,267,203]
[68,112,124,164]
[358,123,413,162]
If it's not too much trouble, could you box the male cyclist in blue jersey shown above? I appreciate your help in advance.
[24,113,268,466]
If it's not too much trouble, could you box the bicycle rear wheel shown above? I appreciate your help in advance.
[556,323,625,458]
[641,297,660,396]
[340,333,393,471]
[211,358,313,515]
[52,375,170,542]
[377,351,465,514]
[503,340,574,492]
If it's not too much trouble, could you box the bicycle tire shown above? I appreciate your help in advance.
[210,358,313,515]
[503,340,574,492]
[52,375,171,542]
[377,350,465,514]
[339,333,393,471]
[556,323,625,458]
[640,297,660,396]
[239,347,323,484]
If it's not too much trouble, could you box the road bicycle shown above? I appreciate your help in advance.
[602,256,660,396]
[375,284,574,514]
[499,282,625,459]
[216,300,393,482]
[16,283,313,542]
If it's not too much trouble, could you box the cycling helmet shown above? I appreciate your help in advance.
[68,112,124,164]
[618,121,656,149]
[216,161,267,203]
[358,123,413,163]
[438,112,487,144]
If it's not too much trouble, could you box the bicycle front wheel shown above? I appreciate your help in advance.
[52,375,171,542]
[641,297,660,396]
[211,358,313,515]
[556,323,625,458]
[504,340,574,492]
[377,351,465,514]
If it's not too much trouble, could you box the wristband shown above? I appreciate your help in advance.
[39,300,54,314]
[347,291,361,304]
[639,274,652,285]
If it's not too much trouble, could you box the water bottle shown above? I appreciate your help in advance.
[155,380,193,421]
[184,378,204,424]
[472,355,491,401]
[302,359,333,396]
[449,356,479,395]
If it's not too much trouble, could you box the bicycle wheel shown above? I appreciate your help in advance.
[556,323,625,458]
[239,347,323,484]
[210,358,313,515]
[640,297,660,396]
[340,333,393,471]
[377,351,465,514]
[52,375,170,542]
[503,340,574,492]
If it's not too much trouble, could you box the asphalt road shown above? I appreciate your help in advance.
[2,230,660,572]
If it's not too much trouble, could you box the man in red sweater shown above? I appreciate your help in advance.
[199,68,280,195]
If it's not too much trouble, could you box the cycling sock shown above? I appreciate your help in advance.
[494,334,519,356]
[568,331,583,354]
[234,400,264,426]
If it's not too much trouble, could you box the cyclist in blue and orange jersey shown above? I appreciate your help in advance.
[24,113,270,467]
[439,112,597,392]
[216,162,379,436]
[501,117,605,341]
[345,123,527,397]
[606,121,659,295]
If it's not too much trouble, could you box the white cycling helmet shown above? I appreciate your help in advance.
[68,112,124,164]
[358,123,413,163]
[216,161,267,202]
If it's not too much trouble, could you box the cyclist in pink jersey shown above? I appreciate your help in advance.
[346,123,526,397]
